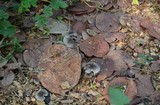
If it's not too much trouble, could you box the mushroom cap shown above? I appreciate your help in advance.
[63,35,76,48]
[63,32,80,48]
[35,88,48,101]
[83,62,101,76]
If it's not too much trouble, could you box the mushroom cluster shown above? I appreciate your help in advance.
[83,61,101,77]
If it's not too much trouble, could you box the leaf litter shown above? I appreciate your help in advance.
[1,0,160,105]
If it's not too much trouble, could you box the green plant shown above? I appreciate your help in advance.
[18,0,38,13]
[108,87,130,105]
[0,10,16,37]
[0,37,24,60]
[132,0,139,5]
[134,54,154,67]
[0,9,23,60]
[56,35,64,42]
[34,0,68,28]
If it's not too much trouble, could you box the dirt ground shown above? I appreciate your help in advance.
[0,0,160,105]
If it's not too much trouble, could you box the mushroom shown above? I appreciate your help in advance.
[63,32,81,48]
[63,35,76,48]
[83,62,101,77]
[35,88,48,101]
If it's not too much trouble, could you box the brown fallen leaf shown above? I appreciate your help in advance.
[150,90,160,105]
[22,17,35,28]
[136,74,155,96]
[104,50,134,71]
[1,71,15,87]
[141,19,160,40]
[38,44,81,94]
[79,36,109,57]
[23,49,41,67]
[150,60,160,72]
[103,0,119,10]
[67,2,95,15]
[72,21,88,34]
[15,30,26,42]
[101,32,126,43]
[100,33,116,43]
[96,12,122,32]
[0,63,20,87]
[92,0,109,7]
[91,58,114,81]
[117,0,131,9]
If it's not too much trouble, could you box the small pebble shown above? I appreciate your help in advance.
[149,41,154,46]
[29,67,33,71]
[150,47,154,52]
[150,52,157,56]
[25,97,31,102]
[86,29,97,36]
[144,49,150,54]
[154,39,160,44]
[31,97,36,102]
[120,28,128,33]
[133,52,138,57]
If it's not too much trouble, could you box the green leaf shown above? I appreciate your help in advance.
[0,26,16,37]
[43,6,53,17]
[58,0,68,9]
[50,0,60,10]
[0,10,9,19]
[57,16,63,21]
[0,20,16,37]
[108,87,130,105]
[132,0,139,5]
[34,15,48,27]
[18,0,37,13]
[30,0,38,7]
[12,37,24,52]
[50,0,68,10]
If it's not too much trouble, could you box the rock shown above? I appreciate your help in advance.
[38,44,81,94]
[79,36,109,57]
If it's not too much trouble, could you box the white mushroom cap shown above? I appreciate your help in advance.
[63,32,81,48]
[83,62,101,76]
[63,35,76,48]
[35,88,48,101]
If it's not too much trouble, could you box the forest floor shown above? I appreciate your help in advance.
[0,0,160,105]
